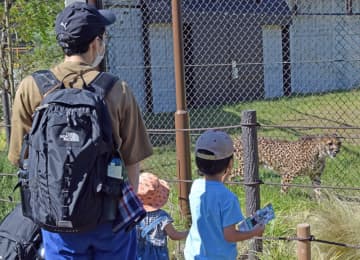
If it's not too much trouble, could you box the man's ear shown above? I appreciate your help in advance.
[89,37,99,50]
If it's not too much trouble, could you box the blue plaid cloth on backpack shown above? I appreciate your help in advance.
[112,181,146,233]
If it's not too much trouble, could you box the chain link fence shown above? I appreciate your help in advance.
[103,0,360,196]
[0,1,358,258]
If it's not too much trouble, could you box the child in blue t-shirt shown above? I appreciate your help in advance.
[136,172,188,260]
[184,130,265,260]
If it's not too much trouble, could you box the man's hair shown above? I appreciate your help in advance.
[196,149,233,176]
[59,28,105,56]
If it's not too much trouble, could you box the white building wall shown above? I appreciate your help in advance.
[106,7,146,110]
[294,0,344,13]
[290,16,338,93]
[335,16,360,89]
[262,25,284,98]
[149,24,176,113]
[353,1,360,12]
[290,0,360,94]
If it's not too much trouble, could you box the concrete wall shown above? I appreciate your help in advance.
[290,0,360,94]
[106,7,146,110]
[262,25,284,98]
[148,24,176,113]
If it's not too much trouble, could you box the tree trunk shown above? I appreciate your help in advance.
[1,0,12,146]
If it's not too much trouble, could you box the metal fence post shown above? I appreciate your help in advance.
[297,223,311,260]
[172,0,192,222]
[241,110,262,259]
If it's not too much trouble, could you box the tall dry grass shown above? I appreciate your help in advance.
[303,192,360,260]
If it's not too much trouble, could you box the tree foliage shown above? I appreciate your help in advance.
[0,0,64,144]
[4,0,64,80]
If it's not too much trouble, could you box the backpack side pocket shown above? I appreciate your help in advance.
[18,159,32,218]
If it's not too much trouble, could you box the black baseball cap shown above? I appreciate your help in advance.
[55,2,116,47]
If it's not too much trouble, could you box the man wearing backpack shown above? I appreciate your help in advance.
[8,2,153,259]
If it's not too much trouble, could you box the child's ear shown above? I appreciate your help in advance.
[228,157,234,169]
[222,158,234,183]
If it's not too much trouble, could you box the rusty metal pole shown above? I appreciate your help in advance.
[172,0,192,221]
[297,223,311,260]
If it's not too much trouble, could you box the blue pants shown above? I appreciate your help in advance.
[41,223,137,260]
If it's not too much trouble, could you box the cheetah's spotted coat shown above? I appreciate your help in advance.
[231,135,341,193]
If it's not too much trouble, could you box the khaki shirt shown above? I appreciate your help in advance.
[8,61,153,166]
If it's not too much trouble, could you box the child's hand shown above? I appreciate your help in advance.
[252,223,265,237]
[165,223,188,241]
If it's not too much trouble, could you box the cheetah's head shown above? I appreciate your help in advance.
[319,135,341,159]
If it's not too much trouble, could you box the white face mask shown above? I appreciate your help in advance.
[92,39,105,68]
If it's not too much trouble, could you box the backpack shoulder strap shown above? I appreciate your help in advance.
[89,72,119,98]
[32,70,61,96]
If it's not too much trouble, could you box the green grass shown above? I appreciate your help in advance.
[144,140,360,259]
[141,90,360,258]
[0,151,19,220]
[2,90,360,258]
[299,191,360,260]
[145,88,360,134]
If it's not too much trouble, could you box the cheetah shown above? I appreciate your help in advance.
[230,135,341,194]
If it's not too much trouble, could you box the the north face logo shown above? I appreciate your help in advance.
[60,132,80,142]
[22,70,118,233]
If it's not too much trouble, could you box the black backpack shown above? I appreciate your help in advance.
[0,204,42,260]
[18,70,120,233]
